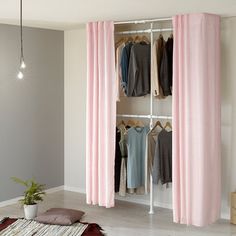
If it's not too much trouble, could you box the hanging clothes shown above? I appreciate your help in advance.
[120,42,133,95]
[152,136,160,185]
[115,128,122,192]
[155,129,172,185]
[151,39,165,98]
[116,43,125,102]
[156,35,166,96]
[127,42,151,97]
[127,126,150,188]
[145,129,159,193]
[118,124,128,197]
[160,36,173,96]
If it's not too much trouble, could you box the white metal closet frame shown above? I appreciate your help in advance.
[115,17,173,214]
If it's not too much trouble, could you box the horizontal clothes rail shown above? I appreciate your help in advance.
[117,114,172,119]
[115,28,173,35]
[114,17,172,25]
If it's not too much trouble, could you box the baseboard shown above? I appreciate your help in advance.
[0,185,64,208]
[64,185,86,194]
[0,196,23,208]
[221,212,230,220]
[45,186,64,194]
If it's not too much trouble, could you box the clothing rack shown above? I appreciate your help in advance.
[117,114,172,119]
[114,17,172,25]
[115,18,173,215]
[115,28,173,35]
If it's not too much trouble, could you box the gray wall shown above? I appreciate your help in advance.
[0,24,64,201]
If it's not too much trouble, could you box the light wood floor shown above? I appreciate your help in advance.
[0,190,235,236]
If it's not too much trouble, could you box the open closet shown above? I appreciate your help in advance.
[114,18,173,214]
[86,14,221,227]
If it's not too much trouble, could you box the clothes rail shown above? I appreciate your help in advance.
[114,17,172,25]
[117,114,172,119]
[115,18,173,216]
[115,28,173,35]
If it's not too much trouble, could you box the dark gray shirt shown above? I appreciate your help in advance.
[153,129,172,185]
[127,42,151,97]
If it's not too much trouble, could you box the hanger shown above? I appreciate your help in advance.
[164,121,172,130]
[117,120,126,127]
[127,119,136,127]
[134,35,141,43]
[134,120,145,127]
[152,120,163,131]
[141,35,150,44]
[116,37,125,47]
[126,36,134,43]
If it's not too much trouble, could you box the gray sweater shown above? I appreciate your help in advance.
[127,42,150,97]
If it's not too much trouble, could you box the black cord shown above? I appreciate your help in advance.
[20,0,24,61]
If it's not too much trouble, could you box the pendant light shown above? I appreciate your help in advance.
[17,0,26,79]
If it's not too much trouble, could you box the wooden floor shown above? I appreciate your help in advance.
[0,190,235,236]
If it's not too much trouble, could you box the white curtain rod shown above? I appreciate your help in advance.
[117,114,172,119]
[115,28,173,35]
[114,17,172,25]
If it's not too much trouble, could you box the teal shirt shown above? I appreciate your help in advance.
[127,126,150,188]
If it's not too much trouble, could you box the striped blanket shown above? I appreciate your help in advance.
[0,219,88,235]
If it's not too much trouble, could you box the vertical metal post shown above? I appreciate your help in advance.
[150,23,154,130]
[149,22,154,215]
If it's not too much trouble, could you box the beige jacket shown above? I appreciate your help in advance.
[116,43,125,102]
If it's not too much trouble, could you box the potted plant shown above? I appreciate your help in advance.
[11,177,46,220]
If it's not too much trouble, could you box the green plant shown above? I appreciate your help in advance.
[11,177,46,205]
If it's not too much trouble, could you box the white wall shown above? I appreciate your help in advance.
[64,27,87,192]
[64,17,236,219]
[221,17,236,218]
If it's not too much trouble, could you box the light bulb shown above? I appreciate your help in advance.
[17,71,24,79]
[20,60,26,69]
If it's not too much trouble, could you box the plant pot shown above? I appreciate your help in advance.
[24,204,38,220]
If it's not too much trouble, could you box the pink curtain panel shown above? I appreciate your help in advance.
[172,13,221,226]
[86,21,116,208]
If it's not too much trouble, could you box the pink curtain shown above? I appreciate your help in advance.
[86,21,116,208]
[172,13,221,226]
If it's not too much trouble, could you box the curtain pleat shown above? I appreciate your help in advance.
[172,13,221,226]
[86,21,116,208]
